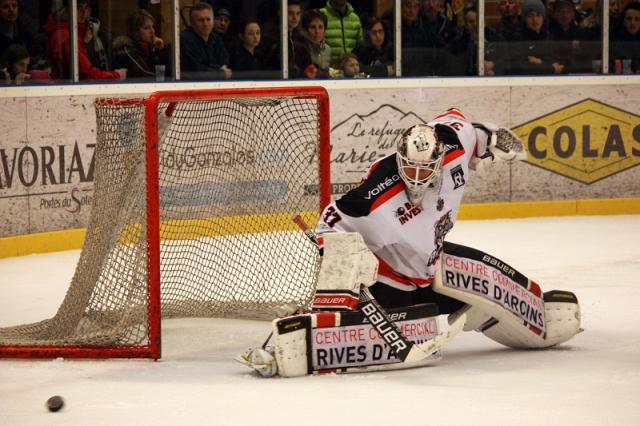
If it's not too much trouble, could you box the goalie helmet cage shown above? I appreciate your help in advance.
[0,87,331,359]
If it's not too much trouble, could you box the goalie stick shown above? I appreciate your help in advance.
[292,214,467,363]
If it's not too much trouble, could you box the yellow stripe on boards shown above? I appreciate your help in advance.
[1,200,638,259]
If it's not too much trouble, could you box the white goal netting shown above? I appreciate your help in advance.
[0,89,329,356]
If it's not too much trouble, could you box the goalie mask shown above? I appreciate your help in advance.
[396,125,445,205]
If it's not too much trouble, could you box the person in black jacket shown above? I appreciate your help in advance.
[400,0,429,76]
[450,7,497,76]
[0,0,34,63]
[420,0,460,75]
[610,1,640,73]
[230,18,270,79]
[112,9,170,80]
[352,17,394,77]
[180,2,231,80]
[510,0,565,75]
[548,0,597,73]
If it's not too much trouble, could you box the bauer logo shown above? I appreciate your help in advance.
[512,99,640,184]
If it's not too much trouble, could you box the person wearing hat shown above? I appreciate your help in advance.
[214,7,231,34]
[213,7,233,49]
[548,0,596,73]
[45,0,126,81]
[510,0,565,74]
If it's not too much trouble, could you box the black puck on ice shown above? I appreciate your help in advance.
[46,395,64,412]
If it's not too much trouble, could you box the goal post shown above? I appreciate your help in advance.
[0,87,331,359]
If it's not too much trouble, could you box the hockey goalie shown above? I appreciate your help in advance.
[237,108,582,377]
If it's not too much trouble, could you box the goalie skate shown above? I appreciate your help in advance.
[235,347,278,377]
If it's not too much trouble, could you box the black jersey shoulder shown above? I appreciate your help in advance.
[435,123,463,152]
[335,154,402,218]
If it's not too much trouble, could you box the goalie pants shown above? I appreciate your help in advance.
[369,282,465,314]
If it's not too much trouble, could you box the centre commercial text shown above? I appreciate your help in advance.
[443,255,545,330]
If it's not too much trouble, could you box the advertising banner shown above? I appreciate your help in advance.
[1,84,639,238]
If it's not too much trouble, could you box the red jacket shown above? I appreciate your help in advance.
[46,15,121,81]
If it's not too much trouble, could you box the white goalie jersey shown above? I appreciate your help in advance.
[317,109,479,291]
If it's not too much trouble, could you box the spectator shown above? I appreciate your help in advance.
[609,0,626,30]
[230,18,268,79]
[300,9,331,78]
[213,7,233,50]
[46,0,126,81]
[180,2,232,80]
[255,0,282,72]
[549,0,595,73]
[288,0,302,34]
[320,0,363,62]
[1,42,29,84]
[288,0,312,78]
[82,2,113,72]
[487,0,524,74]
[0,0,35,59]
[214,7,232,37]
[112,9,170,80]
[510,0,564,75]
[1,43,51,84]
[579,0,602,37]
[610,1,640,73]
[401,0,429,76]
[334,52,366,78]
[491,0,524,41]
[353,17,394,77]
[420,0,460,75]
[450,7,496,76]
[421,0,459,45]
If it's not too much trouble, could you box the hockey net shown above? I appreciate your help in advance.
[0,87,330,358]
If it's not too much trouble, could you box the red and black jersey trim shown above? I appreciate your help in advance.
[435,124,465,165]
[335,154,403,218]
[434,108,466,120]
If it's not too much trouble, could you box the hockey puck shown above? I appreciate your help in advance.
[46,395,64,412]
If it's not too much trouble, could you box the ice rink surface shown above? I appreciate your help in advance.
[1,215,639,426]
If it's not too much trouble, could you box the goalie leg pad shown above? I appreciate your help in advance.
[433,241,581,349]
[480,290,581,349]
[271,304,442,377]
[312,232,379,311]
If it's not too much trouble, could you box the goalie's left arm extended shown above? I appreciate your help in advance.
[471,122,526,169]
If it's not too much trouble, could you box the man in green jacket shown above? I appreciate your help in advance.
[320,0,363,63]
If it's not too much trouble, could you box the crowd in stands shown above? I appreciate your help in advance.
[0,0,638,85]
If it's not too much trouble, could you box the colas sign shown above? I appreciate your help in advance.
[512,99,640,184]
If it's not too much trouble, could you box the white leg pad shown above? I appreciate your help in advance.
[480,291,581,349]
[435,242,582,349]
[312,232,379,310]
[462,306,493,332]
[238,304,445,377]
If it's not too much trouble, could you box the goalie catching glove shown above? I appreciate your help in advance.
[471,122,526,170]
